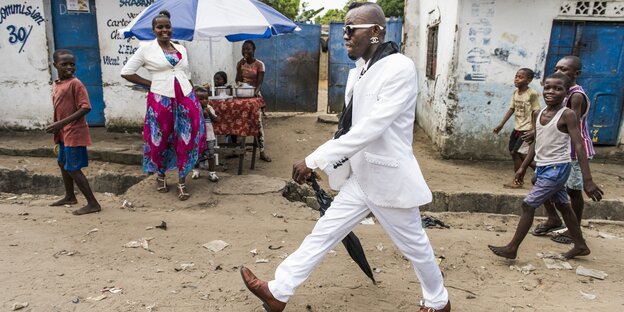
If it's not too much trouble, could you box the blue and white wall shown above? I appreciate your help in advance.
[404,0,624,159]
[451,0,557,159]
[403,0,460,151]
[95,0,241,129]
[0,0,239,130]
[0,0,53,129]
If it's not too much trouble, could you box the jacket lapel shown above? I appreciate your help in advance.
[345,59,365,104]
[151,40,174,68]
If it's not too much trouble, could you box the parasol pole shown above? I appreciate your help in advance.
[209,37,215,95]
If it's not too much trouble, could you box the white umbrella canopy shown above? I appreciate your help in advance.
[118,0,299,42]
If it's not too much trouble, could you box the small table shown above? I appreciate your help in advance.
[209,97,266,174]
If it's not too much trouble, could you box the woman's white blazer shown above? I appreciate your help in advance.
[121,40,193,98]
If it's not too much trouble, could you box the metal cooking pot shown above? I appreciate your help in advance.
[214,86,232,96]
[235,86,255,98]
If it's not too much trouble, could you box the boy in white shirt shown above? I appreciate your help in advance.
[193,86,219,182]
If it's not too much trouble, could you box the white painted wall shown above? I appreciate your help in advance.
[94,0,239,129]
[0,0,53,129]
[404,0,624,158]
[451,0,560,158]
[95,0,150,129]
[403,0,460,151]
[185,38,242,88]
[0,1,239,130]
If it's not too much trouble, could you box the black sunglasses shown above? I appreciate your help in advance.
[342,24,385,37]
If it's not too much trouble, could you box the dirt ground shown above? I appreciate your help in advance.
[1,190,623,312]
[1,116,624,311]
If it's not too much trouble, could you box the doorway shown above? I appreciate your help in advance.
[51,0,105,126]
[545,21,624,145]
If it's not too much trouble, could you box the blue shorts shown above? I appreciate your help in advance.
[57,142,88,171]
[565,160,584,191]
[524,163,571,208]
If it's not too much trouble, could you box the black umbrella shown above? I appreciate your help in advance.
[308,175,376,284]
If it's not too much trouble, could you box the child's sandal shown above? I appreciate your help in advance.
[156,176,168,193]
[177,183,190,201]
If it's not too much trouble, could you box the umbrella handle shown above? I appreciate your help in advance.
[308,172,321,192]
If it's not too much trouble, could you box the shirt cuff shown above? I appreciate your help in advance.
[305,154,329,171]
[305,155,318,170]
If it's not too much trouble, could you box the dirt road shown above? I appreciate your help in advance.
[1,184,623,311]
[1,115,623,311]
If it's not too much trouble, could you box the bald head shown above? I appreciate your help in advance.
[347,2,386,28]
[344,2,388,61]
[560,55,582,71]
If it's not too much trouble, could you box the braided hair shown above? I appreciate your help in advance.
[152,10,171,27]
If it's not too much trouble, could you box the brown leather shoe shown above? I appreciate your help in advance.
[240,266,286,312]
[420,300,451,312]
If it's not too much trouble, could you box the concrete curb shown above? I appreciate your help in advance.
[0,168,146,195]
[0,147,142,165]
[1,150,622,220]
[282,181,624,221]
[317,114,339,124]
[422,191,624,221]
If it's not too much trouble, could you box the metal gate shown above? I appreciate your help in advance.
[327,17,403,113]
[544,21,624,145]
[51,0,105,126]
[254,23,320,112]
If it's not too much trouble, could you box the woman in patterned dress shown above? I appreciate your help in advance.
[121,10,205,201]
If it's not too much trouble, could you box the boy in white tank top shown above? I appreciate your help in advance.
[535,56,596,243]
[488,73,603,260]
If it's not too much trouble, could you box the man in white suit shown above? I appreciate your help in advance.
[241,3,450,312]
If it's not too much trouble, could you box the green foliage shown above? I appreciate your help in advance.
[315,0,404,25]
[343,0,367,12]
[295,1,324,22]
[260,0,300,20]
[377,0,404,18]
[314,8,345,25]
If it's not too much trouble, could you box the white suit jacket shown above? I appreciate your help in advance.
[305,53,432,208]
[121,40,193,98]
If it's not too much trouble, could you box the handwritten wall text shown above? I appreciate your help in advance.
[0,4,45,25]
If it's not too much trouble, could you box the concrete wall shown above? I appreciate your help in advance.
[0,0,53,129]
[0,0,239,130]
[403,0,460,151]
[404,0,593,159]
[620,119,624,146]
[184,38,242,88]
[451,0,560,159]
[95,0,151,129]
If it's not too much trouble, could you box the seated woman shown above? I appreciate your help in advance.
[236,40,271,162]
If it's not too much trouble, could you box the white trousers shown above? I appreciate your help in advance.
[268,178,449,309]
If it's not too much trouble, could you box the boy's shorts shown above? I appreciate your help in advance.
[524,163,571,208]
[508,130,527,153]
[517,141,530,155]
[566,160,586,191]
[57,142,88,171]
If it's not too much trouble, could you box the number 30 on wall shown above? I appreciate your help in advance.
[6,24,32,53]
